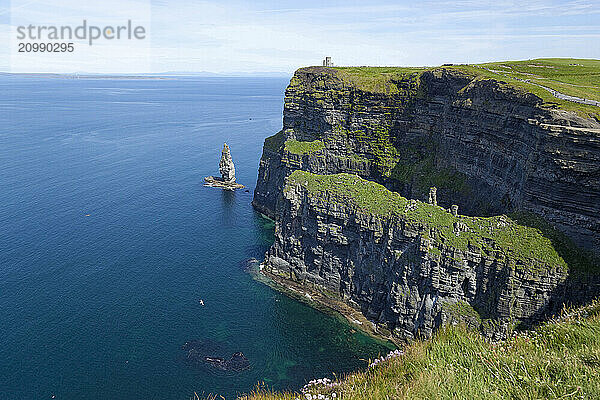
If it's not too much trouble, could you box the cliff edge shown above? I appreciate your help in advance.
[253,59,600,339]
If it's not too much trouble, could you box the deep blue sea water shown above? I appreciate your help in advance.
[0,75,390,399]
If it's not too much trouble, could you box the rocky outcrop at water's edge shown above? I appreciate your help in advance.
[205,143,245,190]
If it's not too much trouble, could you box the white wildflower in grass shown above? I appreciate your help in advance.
[369,348,405,368]
[299,375,342,399]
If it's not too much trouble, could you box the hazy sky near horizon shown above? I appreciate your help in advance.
[1,0,599,73]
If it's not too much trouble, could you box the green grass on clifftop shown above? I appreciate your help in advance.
[286,171,569,272]
[510,211,600,275]
[331,66,426,95]
[477,58,600,100]
[326,58,600,119]
[241,299,600,400]
[451,58,600,119]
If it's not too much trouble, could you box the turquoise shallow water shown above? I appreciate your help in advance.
[0,75,390,399]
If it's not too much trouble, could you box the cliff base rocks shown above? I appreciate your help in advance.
[204,176,245,190]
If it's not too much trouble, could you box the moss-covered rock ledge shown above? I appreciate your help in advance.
[285,171,565,272]
[263,171,600,340]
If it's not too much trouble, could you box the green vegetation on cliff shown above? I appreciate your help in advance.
[333,125,400,177]
[441,300,482,327]
[474,58,600,100]
[286,171,568,272]
[450,58,600,119]
[331,66,425,95]
[331,125,472,199]
[325,58,600,119]
[389,135,471,195]
[510,212,600,274]
[284,139,325,155]
[242,299,600,400]
[287,170,405,215]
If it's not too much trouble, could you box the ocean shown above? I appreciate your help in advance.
[0,75,390,399]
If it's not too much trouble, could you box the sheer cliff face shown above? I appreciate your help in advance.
[264,172,599,340]
[253,66,600,254]
[252,66,600,340]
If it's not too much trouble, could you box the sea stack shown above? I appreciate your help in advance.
[204,143,245,190]
[219,143,236,182]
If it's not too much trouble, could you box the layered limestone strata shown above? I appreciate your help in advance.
[219,143,236,183]
[253,66,600,254]
[263,171,599,340]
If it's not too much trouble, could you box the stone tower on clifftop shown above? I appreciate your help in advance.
[428,187,438,206]
[219,143,236,183]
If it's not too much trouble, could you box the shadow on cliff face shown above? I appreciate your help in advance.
[243,211,275,260]
[510,212,599,275]
[512,271,600,334]
[384,135,508,219]
[509,212,600,327]
[412,210,600,338]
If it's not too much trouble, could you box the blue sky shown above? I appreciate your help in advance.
[1,0,599,73]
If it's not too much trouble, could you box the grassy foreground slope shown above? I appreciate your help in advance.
[332,58,600,119]
[241,299,600,400]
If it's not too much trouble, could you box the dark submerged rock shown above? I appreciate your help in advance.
[205,351,250,372]
[181,340,250,372]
